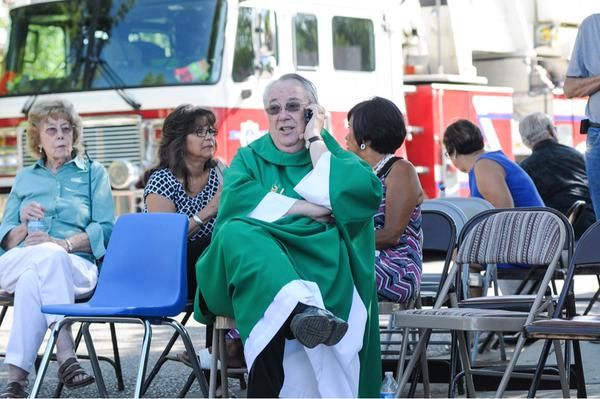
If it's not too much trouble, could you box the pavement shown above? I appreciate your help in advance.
[0,274,599,398]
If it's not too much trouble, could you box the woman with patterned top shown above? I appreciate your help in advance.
[345,97,424,304]
[143,105,244,369]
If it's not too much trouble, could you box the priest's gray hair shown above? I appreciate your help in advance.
[519,112,556,148]
[263,73,319,106]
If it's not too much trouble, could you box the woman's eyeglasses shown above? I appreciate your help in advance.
[192,127,218,138]
[265,101,306,116]
[44,125,73,136]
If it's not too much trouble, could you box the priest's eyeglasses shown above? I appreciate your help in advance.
[265,101,306,116]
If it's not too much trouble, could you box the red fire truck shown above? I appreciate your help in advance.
[0,0,589,211]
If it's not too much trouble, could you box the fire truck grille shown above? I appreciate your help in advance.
[19,120,143,169]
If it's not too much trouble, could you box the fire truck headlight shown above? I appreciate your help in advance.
[108,160,141,190]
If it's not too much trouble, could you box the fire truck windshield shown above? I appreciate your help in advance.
[0,0,226,96]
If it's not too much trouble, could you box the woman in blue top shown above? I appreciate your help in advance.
[443,119,543,208]
[0,99,114,398]
[443,119,544,294]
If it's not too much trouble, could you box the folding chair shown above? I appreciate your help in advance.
[30,213,209,398]
[526,220,600,398]
[391,208,568,398]
[379,208,458,396]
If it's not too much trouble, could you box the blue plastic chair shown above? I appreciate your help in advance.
[30,213,209,398]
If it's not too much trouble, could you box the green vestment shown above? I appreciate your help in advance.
[194,131,382,397]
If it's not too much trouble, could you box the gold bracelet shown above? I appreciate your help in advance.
[64,238,73,253]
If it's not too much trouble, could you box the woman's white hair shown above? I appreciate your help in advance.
[518,112,555,148]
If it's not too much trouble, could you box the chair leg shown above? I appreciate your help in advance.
[419,331,431,398]
[133,319,153,398]
[527,339,553,398]
[178,371,197,398]
[142,311,192,395]
[108,322,125,391]
[219,328,229,398]
[82,322,109,398]
[30,319,63,398]
[495,334,528,397]
[456,331,476,397]
[572,340,587,398]
[395,329,431,397]
[395,327,411,384]
[209,324,220,398]
[551,339,570,397]
[166,318,210,397]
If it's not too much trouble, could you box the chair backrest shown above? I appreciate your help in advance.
[438,197,494,220]
[565,200,587,226]
[89,213,189,317]
[422,199,468,236]
[453,208,568,321]
[421,209,457,298]
[554,220,600,317]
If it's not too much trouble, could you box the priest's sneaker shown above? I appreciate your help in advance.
[290,306,348,348]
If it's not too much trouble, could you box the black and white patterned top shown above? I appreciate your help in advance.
[143,167,220,241]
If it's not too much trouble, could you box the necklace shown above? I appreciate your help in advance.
[373,154,394,175]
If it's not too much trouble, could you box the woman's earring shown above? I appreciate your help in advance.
[360,143,366,150]
[38,146,42,154]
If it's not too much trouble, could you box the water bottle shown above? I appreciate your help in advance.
[380,371,398,398]
[27,219,47,233]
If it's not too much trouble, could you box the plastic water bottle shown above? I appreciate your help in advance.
[380,371,398,398]
[27,219,47,233]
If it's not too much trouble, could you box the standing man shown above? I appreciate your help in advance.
[564,13,600,219]
[519,112,595,239]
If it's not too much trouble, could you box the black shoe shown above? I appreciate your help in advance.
[0,382,29,398]
[290,306,348,348]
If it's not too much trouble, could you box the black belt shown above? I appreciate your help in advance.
[591,121,600,128]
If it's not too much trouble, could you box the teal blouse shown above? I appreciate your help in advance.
[0,157,115,263]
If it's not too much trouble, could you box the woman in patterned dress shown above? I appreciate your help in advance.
[143,104,243,368]
[345,97,424,304]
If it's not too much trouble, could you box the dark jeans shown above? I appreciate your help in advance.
[586,127,600,220]
[188,234,211,346]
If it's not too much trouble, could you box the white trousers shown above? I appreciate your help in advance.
[0,243,97,372]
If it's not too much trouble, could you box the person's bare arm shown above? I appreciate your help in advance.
[376,160,424,249]
[563,75,600,98]
[147,192,206,237]
[473,159,514,208]
[286,199,332,223]
[1,224,27,250]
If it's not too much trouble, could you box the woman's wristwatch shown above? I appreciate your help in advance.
[192,214,204,226]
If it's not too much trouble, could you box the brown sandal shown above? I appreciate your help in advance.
[57,357,95,389]
[0,382,28,398]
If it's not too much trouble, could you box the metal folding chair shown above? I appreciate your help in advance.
[526,220,600,398]
[391,208,569,398]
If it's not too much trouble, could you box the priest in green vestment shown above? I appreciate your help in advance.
[194,73,382,397]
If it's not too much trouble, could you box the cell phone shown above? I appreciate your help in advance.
[580,119,590,135]
[304,109,313,124]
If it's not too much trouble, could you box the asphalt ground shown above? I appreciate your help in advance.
[0,274,600,397]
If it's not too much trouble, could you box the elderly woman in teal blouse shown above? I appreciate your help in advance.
[0,99,114,398]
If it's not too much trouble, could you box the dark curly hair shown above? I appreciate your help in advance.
[144,104,217,193]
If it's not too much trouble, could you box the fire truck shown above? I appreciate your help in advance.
[0,0,593,212]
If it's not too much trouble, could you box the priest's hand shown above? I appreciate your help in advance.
[287,200,333,223]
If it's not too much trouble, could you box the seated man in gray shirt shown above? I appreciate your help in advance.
[519,112,595,239]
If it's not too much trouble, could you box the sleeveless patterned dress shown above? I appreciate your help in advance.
[374,158,423,303]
